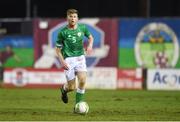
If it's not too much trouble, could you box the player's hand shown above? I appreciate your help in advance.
[61,61,69,70]
[86,46,93,55]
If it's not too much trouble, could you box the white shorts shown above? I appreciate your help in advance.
[64,55,87,81]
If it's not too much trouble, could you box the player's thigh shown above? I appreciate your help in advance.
[64,57,76,81]
[75,55,87,72]
[65,69,76,80]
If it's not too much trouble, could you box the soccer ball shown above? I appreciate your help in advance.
[74,101,89,114]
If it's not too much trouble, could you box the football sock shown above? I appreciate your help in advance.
[76,88,85,103]
[63,84,68,92]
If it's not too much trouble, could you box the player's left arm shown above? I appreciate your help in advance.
[86,34,94,55]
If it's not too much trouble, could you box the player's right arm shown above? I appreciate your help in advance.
[55,47,69,70]
[56,31,69,70]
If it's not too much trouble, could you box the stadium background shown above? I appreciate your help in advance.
[1,0,180,121]
[1,0,180,90]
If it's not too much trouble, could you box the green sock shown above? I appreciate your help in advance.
[76,92,84,103]
[76,88,85,103]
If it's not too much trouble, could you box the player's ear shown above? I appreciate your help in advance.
[76,15,79,20]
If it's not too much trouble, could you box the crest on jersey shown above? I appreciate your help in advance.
[77,32,81,37]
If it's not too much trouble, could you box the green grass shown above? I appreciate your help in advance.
[0,88,180,121]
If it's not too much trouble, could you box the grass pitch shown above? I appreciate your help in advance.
[0,88,180,121]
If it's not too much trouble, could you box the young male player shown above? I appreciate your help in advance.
[55,9,94,106]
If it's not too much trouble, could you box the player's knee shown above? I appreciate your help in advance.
[77,73,86,88]
[79,80,86,88]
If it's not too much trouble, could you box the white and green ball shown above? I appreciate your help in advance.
[74,101,89,114]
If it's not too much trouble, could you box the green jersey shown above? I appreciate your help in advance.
[56,23,91,58]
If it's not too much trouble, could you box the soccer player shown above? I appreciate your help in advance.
[55,9,94,107]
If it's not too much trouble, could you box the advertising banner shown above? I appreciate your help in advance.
[0,21,33,67]
[147,69,180,90]
[117,68,143,89]
[33,18,118,68]
[3,67,117,89]
[119,18,180,68]
[3,68,66,88]
[86,67,117,89]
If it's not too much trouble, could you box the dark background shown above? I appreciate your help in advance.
[0,0,180,18]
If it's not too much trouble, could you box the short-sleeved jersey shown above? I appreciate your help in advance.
[56,23,91,58]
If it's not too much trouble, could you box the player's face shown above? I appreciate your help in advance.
[67,13,78,26]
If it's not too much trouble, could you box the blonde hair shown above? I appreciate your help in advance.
[67,9,78,16]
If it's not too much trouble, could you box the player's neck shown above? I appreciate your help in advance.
[68,24,77,30]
